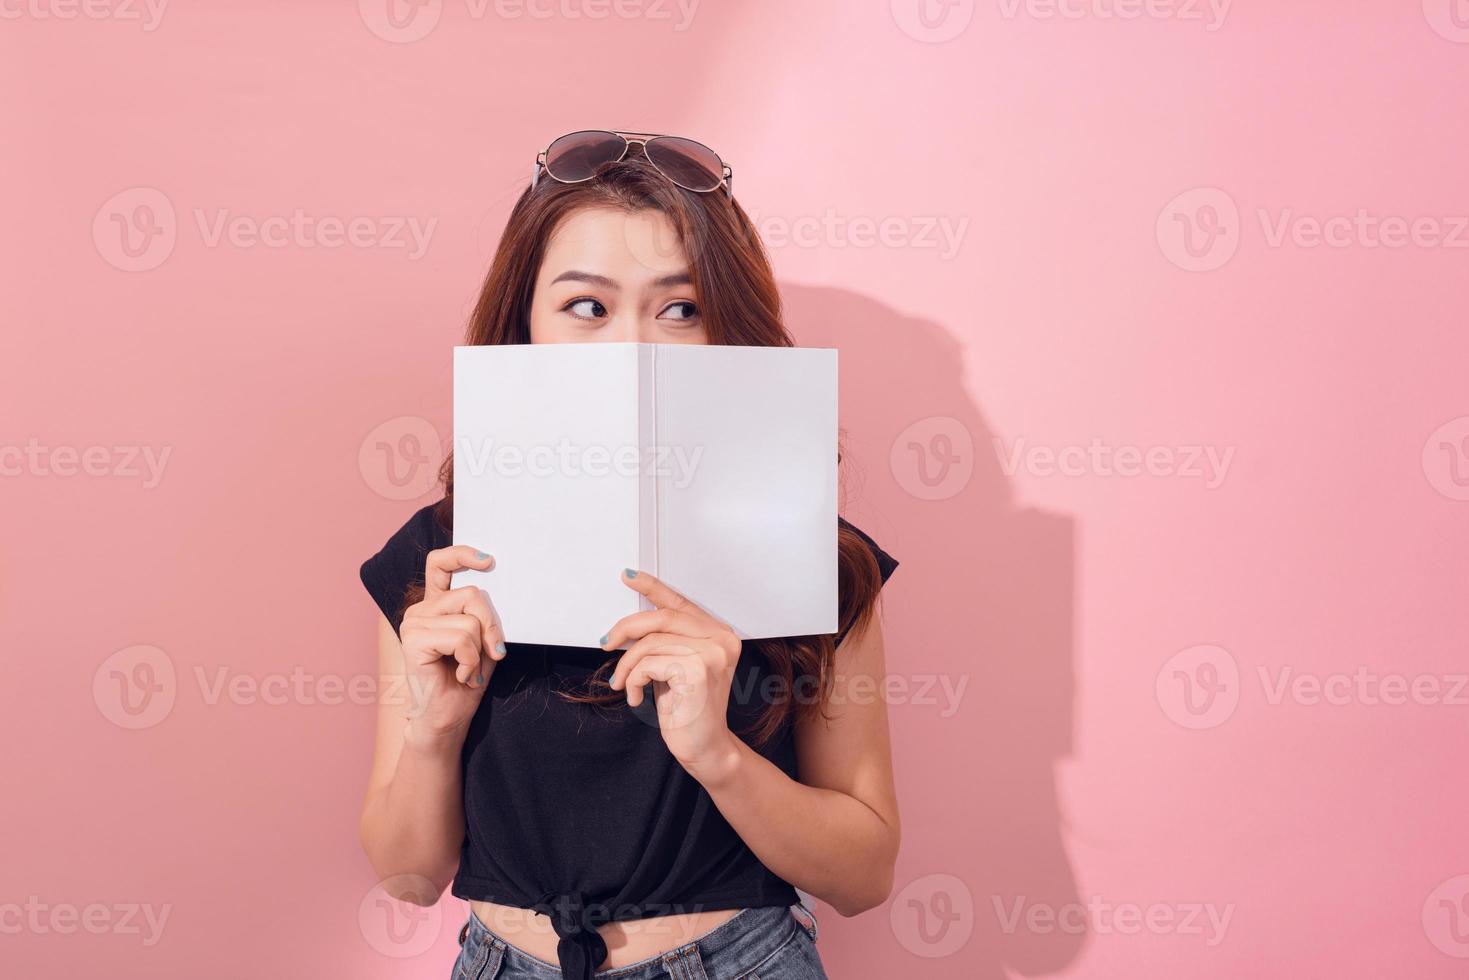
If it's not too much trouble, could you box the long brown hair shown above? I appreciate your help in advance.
[418,155,882,745]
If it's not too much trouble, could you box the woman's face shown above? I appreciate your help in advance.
[528,207,709,345]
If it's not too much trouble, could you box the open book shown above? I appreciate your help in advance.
[451,343,838,648]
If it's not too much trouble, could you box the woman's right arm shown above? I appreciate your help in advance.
[358,546,502,903]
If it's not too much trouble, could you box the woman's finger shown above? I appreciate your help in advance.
[610,634,703,693]
[620,653,703,709]
[422,585,505,660]
[601,607,714,651]
[617,568,706,616]
[424,546,495,598]
[403,625,485,686]
[412,613,484,649]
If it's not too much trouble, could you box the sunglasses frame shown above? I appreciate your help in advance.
[533,129,734,198]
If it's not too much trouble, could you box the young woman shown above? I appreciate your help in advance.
[359,131,901,980]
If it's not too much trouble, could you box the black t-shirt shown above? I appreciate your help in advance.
[359,502,897,979]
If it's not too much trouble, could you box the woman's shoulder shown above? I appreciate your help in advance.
[371,500,451,550]
[359,500,452,634]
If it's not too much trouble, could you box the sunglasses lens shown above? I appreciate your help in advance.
[645,137,724,192]
[544,130,626,183]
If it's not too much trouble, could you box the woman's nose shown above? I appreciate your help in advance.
[601,316,657,343]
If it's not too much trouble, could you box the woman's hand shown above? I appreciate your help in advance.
[398,546,505,744]
[601,569,743,784]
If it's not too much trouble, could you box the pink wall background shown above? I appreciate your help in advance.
[4,1,1468,977]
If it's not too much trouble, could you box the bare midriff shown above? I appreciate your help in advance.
[469,900,741,969]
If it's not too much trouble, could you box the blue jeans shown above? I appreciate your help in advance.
[452,903,828,980]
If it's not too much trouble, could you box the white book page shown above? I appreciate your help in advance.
[652,345,838,638]
[451,344,641,647]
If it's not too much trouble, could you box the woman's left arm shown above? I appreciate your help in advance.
[603,570,900,917]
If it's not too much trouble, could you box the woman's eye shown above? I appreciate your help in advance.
[659,301,699,322]
[565,298,607,319]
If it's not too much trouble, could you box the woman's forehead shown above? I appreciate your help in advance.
[541,206,690,283]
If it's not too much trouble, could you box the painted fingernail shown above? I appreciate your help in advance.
[599,634,609,646]
[477,671,487,685]
[495,642,507,656]
[623,568,638,579]
[475,551,490,559]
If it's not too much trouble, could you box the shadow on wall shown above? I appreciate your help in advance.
[782,283,1085,978]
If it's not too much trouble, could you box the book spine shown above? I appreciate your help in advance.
[636,344,659,611]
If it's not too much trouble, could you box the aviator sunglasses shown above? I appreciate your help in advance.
[533,130,733,197]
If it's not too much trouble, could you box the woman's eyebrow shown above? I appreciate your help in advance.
[549,270,618,289]
[548,270,692,289]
